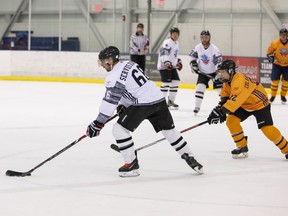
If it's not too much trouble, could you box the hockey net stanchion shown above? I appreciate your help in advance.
[5,114,118,177]
[110,120,209,153]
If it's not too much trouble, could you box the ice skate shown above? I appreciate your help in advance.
[168,100,179,110]
[181,153,203,174]
[285,152,288,159]
[281,96,287,104]
[118,158,140,177]
[231,145,249,159]
[193,107,200,116]
[270,96,275,103]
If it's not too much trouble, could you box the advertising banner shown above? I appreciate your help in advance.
[222,56,260,82]
[145,54,161,81]
[259,58,272,88]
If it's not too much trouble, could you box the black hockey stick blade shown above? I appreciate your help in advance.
[6,170,31,177]
[110,144,120,152]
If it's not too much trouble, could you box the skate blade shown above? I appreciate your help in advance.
[282,101,286,105]
[232,152,248,159]
[193,167,204,174]
[168,107,179,110]
[119,169,140,178]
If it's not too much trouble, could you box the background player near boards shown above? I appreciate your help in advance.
[266,28,288,104]
[189,30,223,115]
[157,27,183,110]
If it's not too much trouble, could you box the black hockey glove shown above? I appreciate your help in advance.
[189,60,199,74]
[207,107,226,125]
[117,104,126,116]
[267,54,274,63]
[176,58,183,71]
[86,120,104,138]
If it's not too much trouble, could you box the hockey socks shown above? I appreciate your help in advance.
[270,80,279,98]
[261,125,288,157]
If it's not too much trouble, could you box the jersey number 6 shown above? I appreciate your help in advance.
[132,65,149,87]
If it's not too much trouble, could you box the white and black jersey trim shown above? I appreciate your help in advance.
[160,46,172,56]
[212,54,222,65]
[103,81,125,105]
[189,49,198,59]
[122,89,138,104]
[132,98,165,106]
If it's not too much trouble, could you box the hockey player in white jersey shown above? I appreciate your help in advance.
[157,27,183,109]
[86,46,203,177]
[189,30,222,115]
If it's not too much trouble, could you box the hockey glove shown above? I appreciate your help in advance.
[86,120,104,138]
[267,54,274,63]
[190,60,199,74]
[176,58,183,71]
[164,61,173,70]
[117,104,126,116]
[207,107,226,125]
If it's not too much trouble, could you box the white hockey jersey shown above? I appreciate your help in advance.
[189,43,222,75]
[157,38,179,70]
[96,60,165,123]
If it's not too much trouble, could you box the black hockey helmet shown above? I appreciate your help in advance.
[200,30,211,37]
[98,46,120,62]
[279,28,288,35]
[137,23,144,28]
[216,59,236,82]
[170,27,180,35]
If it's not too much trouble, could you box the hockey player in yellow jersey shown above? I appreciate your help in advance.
[207,59,288,159]
[266,28,288,104]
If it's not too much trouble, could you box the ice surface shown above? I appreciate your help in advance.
[0,81,287,216]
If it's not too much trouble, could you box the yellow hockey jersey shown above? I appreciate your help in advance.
[266,39,288,67]
[221,72,270,113]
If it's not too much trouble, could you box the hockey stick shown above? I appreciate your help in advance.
[6,114,118,177]
[196,69,215,80]
[110,120,208,153]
